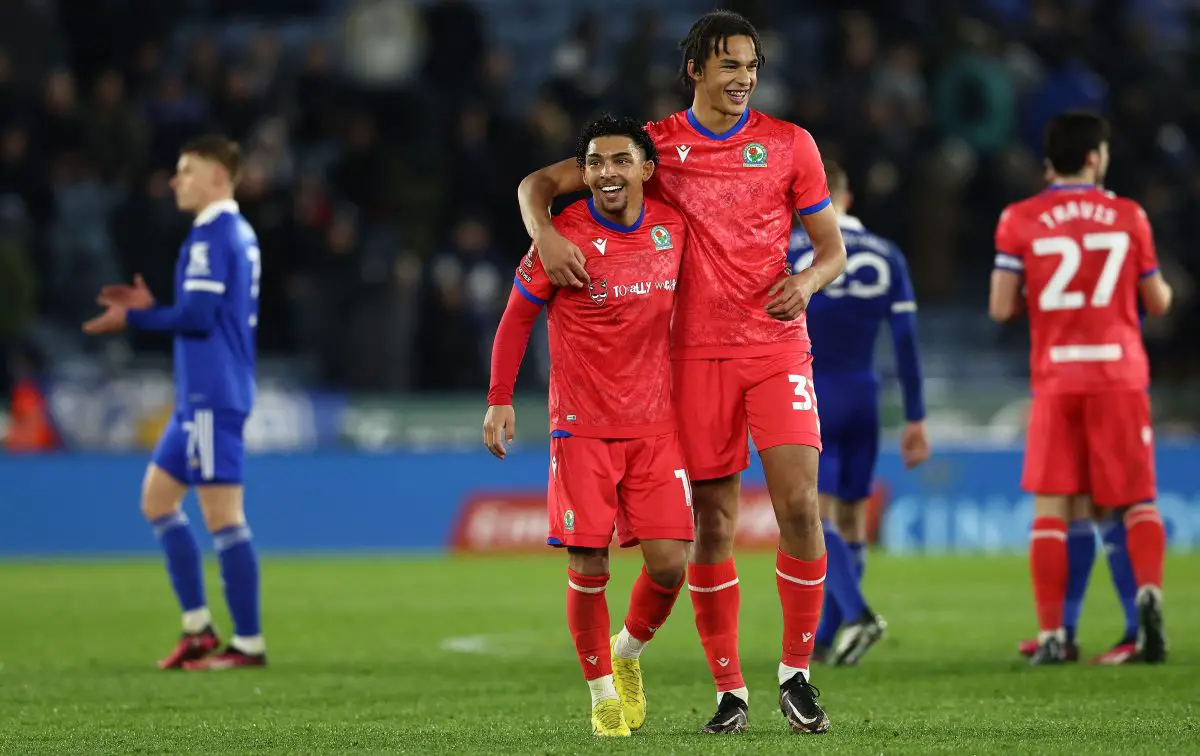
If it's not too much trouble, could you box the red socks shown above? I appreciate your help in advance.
[688,558,744,692]
[623,566,683,642]
[566,569,611,680]
[1124,504,1166,589]
[1030,516,1068,632]
[776,549,827,670]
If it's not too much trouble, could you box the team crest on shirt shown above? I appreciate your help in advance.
[742,142,768,168]
[588,278,608,306]
[563,509,575,532]
[185,242,211,276]
[650,225,672,251]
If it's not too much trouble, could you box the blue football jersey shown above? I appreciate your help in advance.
[789,215,924,422]
[129,200,259,414]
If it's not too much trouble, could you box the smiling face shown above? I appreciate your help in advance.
[690,34,759,118]
[582,135,655,221]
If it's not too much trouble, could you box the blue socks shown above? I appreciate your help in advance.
[151,512,207,614]
[815,588,842,647]
[1063,519,1097,642]
[816,529,871,647]
[214,524,262,641]
[848,541,867,582]
[822,520,868,622]
[1099,517,1139,640]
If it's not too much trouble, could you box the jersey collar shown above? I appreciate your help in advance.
[193,199,240,227]
[685,108,750,141]
[587,197,645,233]
[838,214,864,231]
[1045,183,1096,192]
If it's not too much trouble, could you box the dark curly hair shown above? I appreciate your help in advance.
[677,9,764,89]
[574,114,659,168]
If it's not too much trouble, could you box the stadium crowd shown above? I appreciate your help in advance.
[0,0,1197,401]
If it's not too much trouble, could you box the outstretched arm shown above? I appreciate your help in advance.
[517,159,590,288]
[127,286,221,333]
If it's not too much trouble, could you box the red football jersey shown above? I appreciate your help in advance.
[644,109,831,358]
[994,184,1158,394]
[516,197,687,438]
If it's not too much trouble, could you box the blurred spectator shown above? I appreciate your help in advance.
[0,0,1190,401]
[418,213,503,390]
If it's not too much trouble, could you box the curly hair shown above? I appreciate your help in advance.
[575,114,659,167]
[677,9,764,89]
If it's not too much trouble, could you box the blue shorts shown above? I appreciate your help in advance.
[815,374,879,503]
[152,408,248,486]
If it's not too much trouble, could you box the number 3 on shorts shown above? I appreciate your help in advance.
[788,374,814,411]
[674,469,693,508]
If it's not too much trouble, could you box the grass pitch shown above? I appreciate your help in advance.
[2,552,1198,754]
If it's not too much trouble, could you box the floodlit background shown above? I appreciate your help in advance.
[1,2,1198,753]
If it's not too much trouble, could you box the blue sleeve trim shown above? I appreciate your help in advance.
[1139,267,1159,280]
[513,276,548,306]
[550,430,573,438]
[797,196,832,216]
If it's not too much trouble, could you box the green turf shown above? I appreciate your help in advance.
[1,552,1198,754]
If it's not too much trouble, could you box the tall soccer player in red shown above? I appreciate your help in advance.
[989,111,1173,666]
[485,115,693,736]
[518,11,846,734]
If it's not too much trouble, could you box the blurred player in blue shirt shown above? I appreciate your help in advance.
[84,135,265,670]
[788,161,930,665]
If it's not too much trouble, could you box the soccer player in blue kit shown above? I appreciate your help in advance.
[788,161,930,665]
[84,135,265,670]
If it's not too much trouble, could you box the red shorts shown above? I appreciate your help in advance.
[672,352,822,481]
[1022,390,1156,507]
[546,431,695,549]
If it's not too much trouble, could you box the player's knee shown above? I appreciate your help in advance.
[140,465,185,522]
[836,500,860,537]
[691,476,739,550]
[140,495,180,523]
[567,546,609,575]
[775,484,821,540]
[643,543,687,589]
[196,485,245,532]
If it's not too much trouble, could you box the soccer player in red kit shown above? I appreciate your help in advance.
[989,111,1173,666]
[518,10,846,735]
[485,115,693,737]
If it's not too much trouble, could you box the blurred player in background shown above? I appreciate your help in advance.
[1013,183,1143,666]
[989,112,1173,665]
[788,161,929,666]
[485,115,692,737]
[518,10,846,735]
[84,135,265,670]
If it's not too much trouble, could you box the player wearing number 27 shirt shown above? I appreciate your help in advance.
[989,111,1172,666]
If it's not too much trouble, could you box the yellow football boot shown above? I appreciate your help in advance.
[610,635,647,730]
[590,698,631,737]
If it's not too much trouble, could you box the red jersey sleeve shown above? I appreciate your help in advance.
[790,127,832,215]
[1130,202,1160,278]
[993,207,1024,275]
[486,247,556,406]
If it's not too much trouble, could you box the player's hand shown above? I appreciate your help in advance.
[483,404,517,460]
[535,227,588,288]
[99,274,155,310]
[766,271,818,321]
[82,304,129,335]
[900,420,930,469]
